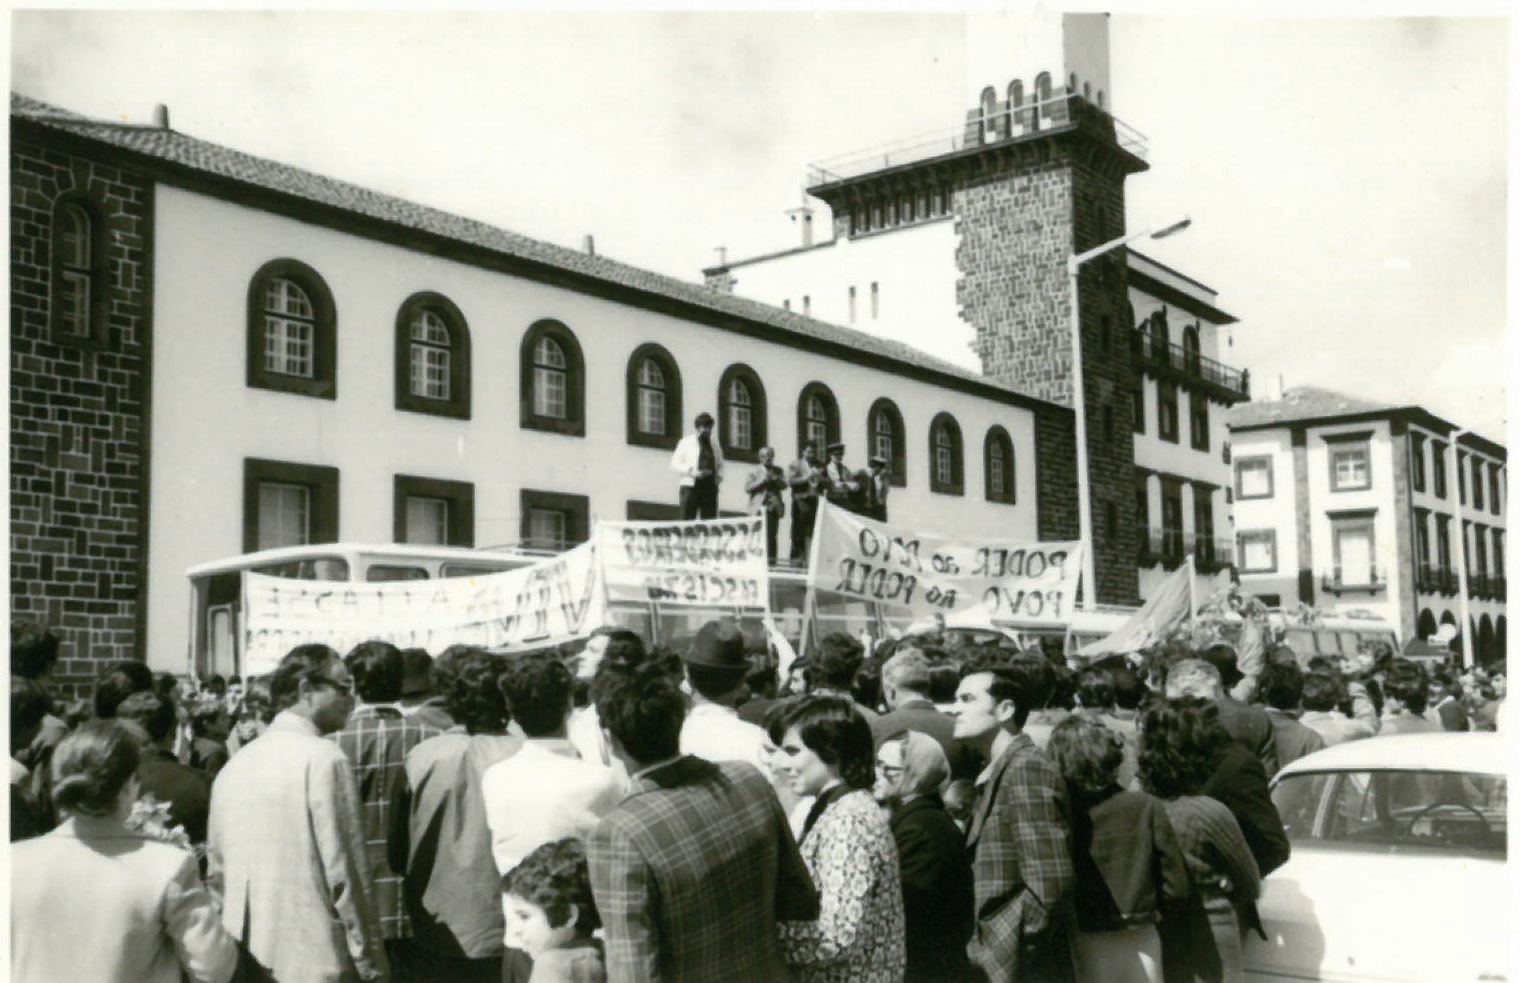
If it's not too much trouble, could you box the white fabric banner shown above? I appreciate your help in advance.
[807,500,1084,624]
[596,515,769,609]
[241,541,605,674]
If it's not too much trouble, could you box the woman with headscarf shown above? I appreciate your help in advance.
[874,730,975,983]
[1048,715,1191,983]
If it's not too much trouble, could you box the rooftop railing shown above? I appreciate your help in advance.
[806,93,1148,187]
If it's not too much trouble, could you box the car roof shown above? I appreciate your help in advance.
[1277,732,1509,779]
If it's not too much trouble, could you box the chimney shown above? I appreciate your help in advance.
[152,104,170,129]
[583,235,595,257]
[786,203,815,248]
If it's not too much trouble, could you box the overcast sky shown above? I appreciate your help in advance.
[11,9,1511,442]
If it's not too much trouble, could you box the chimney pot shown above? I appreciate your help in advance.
[152,104,170,129]
[583,235,595,257]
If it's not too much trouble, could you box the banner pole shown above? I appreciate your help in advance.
[1186,555,1197,623]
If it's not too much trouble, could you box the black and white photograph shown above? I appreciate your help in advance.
[8,7,1513,983]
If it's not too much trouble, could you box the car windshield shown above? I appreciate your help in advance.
[1274,768,1506,860]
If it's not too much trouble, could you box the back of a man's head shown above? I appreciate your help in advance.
[116,689,176,746]
[1110,666,1145,711]
[499,650,574,737]
[1075,667,1116,711]
[345,641,405,704]
[1301,671,1343,713]
[881,649,933,706]
[269,644,341,712]
[595,662,687,767]
[812,632,864,692]
[1384,660,1431,715]
[11,619,59,681]
[1163,658,1224,702]
[445,648,512,735]
[11,677,51,750]
[94,660,156,719]
[399,647,433,700]
[1260,661,1305,712]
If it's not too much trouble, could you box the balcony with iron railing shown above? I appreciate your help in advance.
[1321,565,1384,596]
[806,92,1148,189]
[1130,330,1250,403]
[1136,525,1187,570]
[1187,534,1237,574]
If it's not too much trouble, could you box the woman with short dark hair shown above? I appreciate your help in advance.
[772,695,906,983]
[1139,700,1261,983]
[11,720,236,983]
[1048,715,1190,983]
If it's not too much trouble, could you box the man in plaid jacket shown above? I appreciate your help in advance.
[587,663,819,983]
[951,655,1077,983]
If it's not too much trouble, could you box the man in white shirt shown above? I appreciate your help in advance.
[680,621,768,767]
[482,651,622,877]
[670,411,724,520]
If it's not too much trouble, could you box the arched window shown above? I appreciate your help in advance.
[1148,310,1171,360]
[928,413,965,496]
[1007,80,1026,134]
[718,364,767,463]
[247,258,338,399]
[1182,324,1201,373]
[395,292,470,418]
[984,426,1016,504]
[52,197,108,344]
[866,398,906,486]
[1069,72,1079,93]
[1034,72,1053,127]
[625,343,682,449]
[796,382,840,458]
[520,320,585,436]
[979,86,998,141]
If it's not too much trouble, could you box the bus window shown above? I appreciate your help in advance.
[209,607,235,676]
[440,562,514,579]
[253,557,351,581]
[1337,631,1362,656]
[1282,628,1317,659]
[1314,632,1342,657]
[366,565,430,583]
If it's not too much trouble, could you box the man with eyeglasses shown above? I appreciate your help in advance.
[207,643,389,983]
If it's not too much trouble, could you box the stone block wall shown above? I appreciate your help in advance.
[11,134,152,695]
[955,146,1139,605]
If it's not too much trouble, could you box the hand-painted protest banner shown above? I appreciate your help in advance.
[807,501,1084,624]
[241,541,604,674]
[597,515,769,609]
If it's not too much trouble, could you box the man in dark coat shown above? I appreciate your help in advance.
[117,689,213,846]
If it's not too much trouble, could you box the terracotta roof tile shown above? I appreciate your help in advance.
[1227,385,1398,429]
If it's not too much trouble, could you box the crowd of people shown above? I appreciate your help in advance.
[671,411,892,563]
[8,614,1506,983]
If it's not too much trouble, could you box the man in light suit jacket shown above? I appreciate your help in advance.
[207,644,388,983]
[670,411,724,520]
[587,662,820,983]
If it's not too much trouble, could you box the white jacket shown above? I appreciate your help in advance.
[670,432,725,486]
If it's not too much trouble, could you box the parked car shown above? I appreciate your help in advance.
[1244,733,1508,983]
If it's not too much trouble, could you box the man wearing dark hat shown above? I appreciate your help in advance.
[822,442,859,511]
[672,411,724,520]
[680,621,768,766]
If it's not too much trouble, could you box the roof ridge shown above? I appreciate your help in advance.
[12,90,1017,399]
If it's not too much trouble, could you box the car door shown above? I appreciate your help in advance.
[1245,768,1508,983]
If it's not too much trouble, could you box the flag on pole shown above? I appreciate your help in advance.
[1077,557,1196,659]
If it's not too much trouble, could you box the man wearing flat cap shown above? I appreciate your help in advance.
[822,442,859,512]
[863,455,891,522]
[671,411,724,520]
[679,621,768,767]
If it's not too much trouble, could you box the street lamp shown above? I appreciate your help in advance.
[1448,430,1475,668]
[1068,217,1191,610]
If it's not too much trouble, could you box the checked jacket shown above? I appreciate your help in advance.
[964,732,1076,983]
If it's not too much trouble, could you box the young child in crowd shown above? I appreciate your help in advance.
[502,838,606,983]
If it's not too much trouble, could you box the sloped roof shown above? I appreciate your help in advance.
[1228,385,1397,429]
[12,92,1041,407]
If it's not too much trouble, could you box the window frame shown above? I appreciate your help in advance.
[1235,455,1275,500]
[717,364,767,464]
[984,425,1016,505]
[242,457,340,553]
[1131,376,1146,434]
[393,474,475,547]
[866,398,907,487]
[1329,514,1377,587]
[1432,441,1449,499]
[624,343,683,450]
[247,259,338,400]
[1188,391,1210,451]
[1238,529,1279,574]
[1156,380,1180,443]
[520,319,586,437]
[928,412,965,497]
[1409,432,1427,493]
[394,291,471,419]
[1471,457,1485,511]
[519,489,590,551]
[796,382,841,459]
[50,194,111,348]
[1328,440,1373,493]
